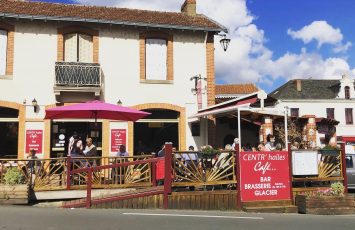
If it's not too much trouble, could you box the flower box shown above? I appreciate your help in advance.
[0,184,29,205]
[296,194,355,215]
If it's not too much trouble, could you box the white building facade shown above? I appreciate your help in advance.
[0,0,226,159]
[270,75,355,141]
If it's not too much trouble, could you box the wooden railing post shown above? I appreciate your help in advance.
[86,168,93,209]
[66,156,71,190]
[341,139,348,193]
[288,143,294,203]
[151,161,157,187]
[235,144,241,210]
[163,142,173,209]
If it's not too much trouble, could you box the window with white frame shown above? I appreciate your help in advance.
[64,33,93,63]
[0,29,8,75]
[145,38,167,80]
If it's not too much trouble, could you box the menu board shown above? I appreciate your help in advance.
[25,130,43,154]
[111,129,126,152]
[239,151,291,201]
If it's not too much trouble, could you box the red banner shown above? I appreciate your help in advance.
[156,159,165,180]
[25,130,43,154]
[197,79,202,110]
[111,129,126,152]
[239,151,291,202]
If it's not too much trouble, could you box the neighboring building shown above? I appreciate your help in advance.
[215,83,259,104]
[0,0,226,158]
[269,74,355,141]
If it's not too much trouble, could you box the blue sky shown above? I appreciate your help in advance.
[248,0,355,65]
[33,0,355,92]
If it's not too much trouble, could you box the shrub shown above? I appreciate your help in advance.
[200,145,219,158]
[3,167,26,185]
[303,182,345,198]
[331,182,345,196]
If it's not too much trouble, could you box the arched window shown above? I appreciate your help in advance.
[64,33,93,63]
[345,86,350,99]
[0,29,8,75]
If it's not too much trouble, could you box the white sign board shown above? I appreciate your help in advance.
[292,151,318,176]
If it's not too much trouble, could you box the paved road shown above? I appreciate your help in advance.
[0,206,354,230]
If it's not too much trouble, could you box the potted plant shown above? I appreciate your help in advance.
[296,182,355,215]
[0,167,29,205]
[200,145,220,159]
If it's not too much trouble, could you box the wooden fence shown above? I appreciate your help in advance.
[0,156,154,191]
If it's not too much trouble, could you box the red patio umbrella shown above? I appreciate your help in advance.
[45,100,150,122]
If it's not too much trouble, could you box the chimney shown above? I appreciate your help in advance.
[296,80,302,92]
[342,73,349,79]
[181,0,197,16]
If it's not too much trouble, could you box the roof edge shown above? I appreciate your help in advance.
[0,12,224,32]
[199,14,228,33]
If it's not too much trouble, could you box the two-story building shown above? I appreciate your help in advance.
[0,0,227,158]
[269,74,355,144]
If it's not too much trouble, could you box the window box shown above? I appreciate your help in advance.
[296,194,355,215]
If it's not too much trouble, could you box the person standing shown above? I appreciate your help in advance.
[27,149,41,174]
[68,132,83,156]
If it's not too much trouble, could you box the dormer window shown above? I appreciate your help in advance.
[64,33,93,63]
[345,86,350,99]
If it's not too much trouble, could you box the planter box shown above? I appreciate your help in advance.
[296,194,355,215]
[0,184,29,205]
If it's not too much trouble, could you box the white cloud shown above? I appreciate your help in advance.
[74,1,355,87]
[287,21,352,53]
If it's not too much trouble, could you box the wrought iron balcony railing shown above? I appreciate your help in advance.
[55,62,101,87]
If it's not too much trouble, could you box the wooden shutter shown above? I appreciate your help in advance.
[78,34,93,63]
[346,108,353,125]
[64,33,78,62]
[326,108,334,120]
[0,30,7,75]
[290,108,299,117]
[345,86,350,99]
[146,39,167,80]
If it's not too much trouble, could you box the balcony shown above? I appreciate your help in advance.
[54,62,102,97]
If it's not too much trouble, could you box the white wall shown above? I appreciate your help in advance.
[0,21,57,118]
[0,20,210,150]
[275,100,355,137]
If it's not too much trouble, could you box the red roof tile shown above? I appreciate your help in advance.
[216,84,259,95]
[0,0,225,31]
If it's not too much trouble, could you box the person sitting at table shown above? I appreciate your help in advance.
[182,146,198,167]
[83,138,97,157]
[264,134,276,151]
[117,145,129,157]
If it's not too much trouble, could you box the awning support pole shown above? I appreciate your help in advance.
[237,108,241,152]
[284,107,288,151]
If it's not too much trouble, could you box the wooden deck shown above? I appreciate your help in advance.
[63,189,238,210]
